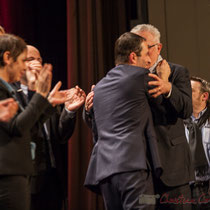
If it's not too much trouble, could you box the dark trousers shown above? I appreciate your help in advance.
[190,180,210,210]
[155,179,192,210]
[30,169,64,210]
[99,170,155,210]
[0,175,30,210]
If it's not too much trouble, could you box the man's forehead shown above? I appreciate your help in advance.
[191,80,201,88]
[27,47,41,59]
[27,46,40,55]
[139,31,155,42]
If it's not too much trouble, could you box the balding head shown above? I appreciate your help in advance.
[26,45,42,64]
[20,45,43,85]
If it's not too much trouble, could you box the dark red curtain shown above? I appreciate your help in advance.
[66,0,127,209]
[0,0,68,89]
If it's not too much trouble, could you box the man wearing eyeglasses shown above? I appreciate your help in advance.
[130,24,194,210]
[84,24,193,210]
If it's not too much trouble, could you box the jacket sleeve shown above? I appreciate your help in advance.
[82,106,93,128]
[0,91,51,137]
[57,107,76,143]
[166,65,192,119]
[46,106,76,144]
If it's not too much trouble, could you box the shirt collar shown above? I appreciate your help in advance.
[149,55,163,73]
[20,83,28,95]
[191,107,207,122]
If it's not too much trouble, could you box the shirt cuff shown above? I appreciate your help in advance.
[65,107,76,118]
[164,84,172,98]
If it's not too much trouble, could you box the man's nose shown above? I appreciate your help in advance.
[147,57,151,65]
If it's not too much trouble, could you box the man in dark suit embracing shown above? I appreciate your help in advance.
[131,24,194,210]
[85,32,162,210]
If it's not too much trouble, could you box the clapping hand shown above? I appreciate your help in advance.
[36,63,53,97]
[26,60,42,90]
[48,81,68,106]
[65,86,86,111]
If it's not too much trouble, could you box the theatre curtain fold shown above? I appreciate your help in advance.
[66,0,127,209]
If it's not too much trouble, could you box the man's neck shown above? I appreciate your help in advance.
[193,105,207,118]
[0,69,9,82]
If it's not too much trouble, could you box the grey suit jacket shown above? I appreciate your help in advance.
[85,64,162,192]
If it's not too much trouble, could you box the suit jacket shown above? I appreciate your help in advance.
[33,106,76,195]
[12,82,76,195]
[0,80,51,175]
[84,64,162,192]
[149,62,194,187]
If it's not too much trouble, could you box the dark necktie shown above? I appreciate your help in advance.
[11,82,28,108]
[0,79,25,111]
[42,123,56,168]
[184,108,210,171]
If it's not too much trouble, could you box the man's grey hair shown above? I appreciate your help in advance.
[131,24,161,43]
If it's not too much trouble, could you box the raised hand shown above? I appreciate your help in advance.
[85,85,95,112]
[156,59,171,82]
[65,86,86,111]
[36,63,53,97]
[47,81,69,106]
[26,60,42,90]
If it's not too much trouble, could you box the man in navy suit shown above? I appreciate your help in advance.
[85,32,162,210]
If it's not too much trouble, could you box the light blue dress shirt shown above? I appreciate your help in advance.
[184,107,210,181]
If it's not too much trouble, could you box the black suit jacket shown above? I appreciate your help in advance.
[150,62,194,187]
[12,83,76,195]
[85,64,162,192]
[34,106,76,196]
[0,80,51,175]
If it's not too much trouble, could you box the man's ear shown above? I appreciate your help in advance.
[128,52,137,65]
[157,43,163,54]
[3,51,11,65]
[202,92,209,102]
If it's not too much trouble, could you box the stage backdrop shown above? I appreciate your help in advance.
[0,0,68,88]
[66,0,127,209]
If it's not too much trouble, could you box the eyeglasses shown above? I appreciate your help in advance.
[148,43,159,49]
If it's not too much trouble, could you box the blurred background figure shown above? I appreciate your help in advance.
[184,76,210,210]
[14,44,86,210]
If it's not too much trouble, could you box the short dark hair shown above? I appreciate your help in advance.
[0,34,27,67]
[191,76,210,105]
[114,32,145,65]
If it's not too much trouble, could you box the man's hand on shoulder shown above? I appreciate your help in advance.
[85,85,95,112]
